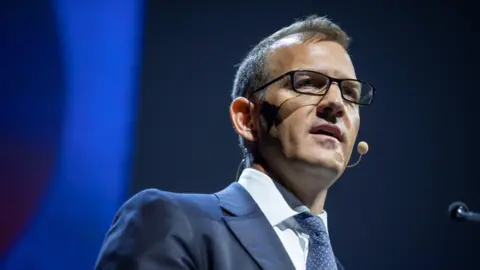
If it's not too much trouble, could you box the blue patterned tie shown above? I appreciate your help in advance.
[295,212,338,270]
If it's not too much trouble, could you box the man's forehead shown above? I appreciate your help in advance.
[268,35,355,79]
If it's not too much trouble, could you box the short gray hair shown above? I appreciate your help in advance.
[231,15,351,166]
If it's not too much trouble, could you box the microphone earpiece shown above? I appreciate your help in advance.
[347,141,369,168]
[357,141,369,155]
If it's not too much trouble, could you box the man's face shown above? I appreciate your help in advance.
[257,35,360,181]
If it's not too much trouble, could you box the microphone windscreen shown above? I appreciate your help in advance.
[448,201,468,216]
[357,141,369,155]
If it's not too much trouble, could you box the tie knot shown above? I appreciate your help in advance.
[294,212,327,236]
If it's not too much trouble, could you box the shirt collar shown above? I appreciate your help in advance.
[237,168,329,232]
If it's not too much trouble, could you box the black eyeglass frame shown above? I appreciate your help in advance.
[249,69,376,106]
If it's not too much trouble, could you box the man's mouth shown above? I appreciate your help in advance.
[310,123,344,142]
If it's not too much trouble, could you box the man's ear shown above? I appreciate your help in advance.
[230,97,258,143]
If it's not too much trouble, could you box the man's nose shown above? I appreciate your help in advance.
[316,83,346,121]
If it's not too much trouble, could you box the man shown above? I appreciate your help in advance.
[95,15,375,270]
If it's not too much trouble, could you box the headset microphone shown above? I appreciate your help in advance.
[346,141,369,168]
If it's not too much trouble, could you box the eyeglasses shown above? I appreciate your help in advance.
[250,70,376,106]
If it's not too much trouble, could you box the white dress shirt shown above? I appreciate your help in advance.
[238,168,331,270]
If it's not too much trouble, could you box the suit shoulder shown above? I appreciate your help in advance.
[120,188,175,210]
[109,188,178,224]
[175,191,221,219]
[118,188,220,220]
[127,188,173,204]
[96,189,203,269]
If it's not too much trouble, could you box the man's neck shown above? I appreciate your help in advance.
[251,163,329,215]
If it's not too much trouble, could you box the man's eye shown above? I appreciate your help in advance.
[295,79,314,88]
[342,86,359,99]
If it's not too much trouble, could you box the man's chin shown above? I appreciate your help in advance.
[293,152,345,176]
[311,152,345,172]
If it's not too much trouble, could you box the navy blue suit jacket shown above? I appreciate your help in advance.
[95,182,344,270]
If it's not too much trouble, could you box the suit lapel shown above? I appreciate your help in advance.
[215,183,295,270]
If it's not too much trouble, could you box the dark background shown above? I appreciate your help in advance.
[133,1,480,269]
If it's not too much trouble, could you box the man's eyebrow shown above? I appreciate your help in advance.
[311,68,355,80]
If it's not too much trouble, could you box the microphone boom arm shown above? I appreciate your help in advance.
[457,206,480,223]
[449,202,480,223]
